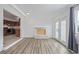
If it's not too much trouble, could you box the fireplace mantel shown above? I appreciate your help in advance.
[34,26,52,39]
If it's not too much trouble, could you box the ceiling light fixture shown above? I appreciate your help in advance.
[26,9,30,15]
[26,12,30,15]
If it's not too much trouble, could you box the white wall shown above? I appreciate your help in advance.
[0,4,26,51]
[21,14,53,38]
[0,6,3,51]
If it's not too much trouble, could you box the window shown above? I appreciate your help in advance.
[55,22,59,39]
[75,11,79,33]
[60,20,66,42]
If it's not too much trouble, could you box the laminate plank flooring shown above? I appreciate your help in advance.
[3,35,20,47]
[0,38,71,54]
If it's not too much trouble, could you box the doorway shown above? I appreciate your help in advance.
[3,9,20,48]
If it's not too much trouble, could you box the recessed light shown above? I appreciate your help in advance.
[26,12,30,15]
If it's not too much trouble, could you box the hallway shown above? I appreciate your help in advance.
[0,39,71,54]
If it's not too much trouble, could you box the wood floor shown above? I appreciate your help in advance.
[3,35,20,47]
[1,38,71,54]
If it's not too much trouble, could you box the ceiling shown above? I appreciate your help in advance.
[15,4,72,20]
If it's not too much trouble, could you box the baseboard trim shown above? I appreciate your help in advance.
[23,37,34,39]
[3,38,23,50]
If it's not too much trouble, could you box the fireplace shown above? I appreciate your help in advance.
[34,26,52,39]
[36,28,46,36]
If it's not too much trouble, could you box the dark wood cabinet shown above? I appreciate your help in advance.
[4,20,20,26]
[4,27,8,36]
[15,28,20,37]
